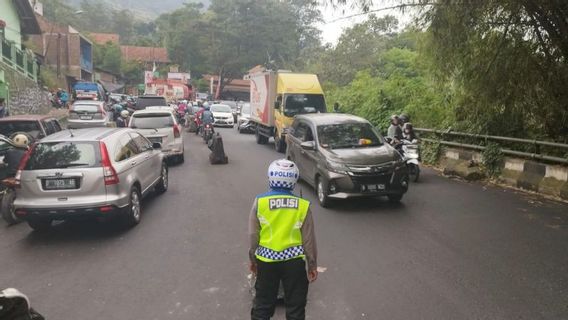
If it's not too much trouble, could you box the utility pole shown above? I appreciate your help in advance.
[56,33,61,78]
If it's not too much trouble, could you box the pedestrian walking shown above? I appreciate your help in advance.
[249,159,318,320]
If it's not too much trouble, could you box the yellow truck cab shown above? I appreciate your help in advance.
[247,70,326,153]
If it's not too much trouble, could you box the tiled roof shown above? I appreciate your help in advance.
[89,33,120,45]
[120,46,170,63]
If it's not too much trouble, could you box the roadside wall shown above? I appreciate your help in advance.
[438,147,568,201]
[0,64,50,115]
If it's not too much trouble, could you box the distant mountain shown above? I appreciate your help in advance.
[65,0,210,17]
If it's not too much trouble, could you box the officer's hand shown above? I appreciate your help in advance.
[308,269,318,283]
[249,262,257,275]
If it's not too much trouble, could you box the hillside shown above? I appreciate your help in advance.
[65,0,210,16]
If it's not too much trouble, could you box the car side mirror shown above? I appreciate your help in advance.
[152,142,162,150]
[274,101,281,109]
[300,141,316,151]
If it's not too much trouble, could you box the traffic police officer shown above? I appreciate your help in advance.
[249,159,318,320]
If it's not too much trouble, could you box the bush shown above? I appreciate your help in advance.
[482,142,504,177]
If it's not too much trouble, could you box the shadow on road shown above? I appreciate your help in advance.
[21,195,161,246]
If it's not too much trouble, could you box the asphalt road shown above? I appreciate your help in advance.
[1,127,568,320]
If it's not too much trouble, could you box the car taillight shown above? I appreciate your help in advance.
[174,125,181,138]
[14,144,35,188]
[68,112,79,119]
[99,142,119,185]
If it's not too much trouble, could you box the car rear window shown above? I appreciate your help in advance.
[25,142,101,170]
[136,96,168,109]
[0,121,41,139]
[72,104,100,113]
[131,113,174,129]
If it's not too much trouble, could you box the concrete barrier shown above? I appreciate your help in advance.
[438,147,568,200]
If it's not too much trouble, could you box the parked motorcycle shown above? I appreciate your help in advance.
[402,140,420,182]
[0,134,27,224]
[1,178,18,224]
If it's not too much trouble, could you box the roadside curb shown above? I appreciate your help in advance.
[439,147,568,201]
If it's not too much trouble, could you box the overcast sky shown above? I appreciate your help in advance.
[318,3,415,45]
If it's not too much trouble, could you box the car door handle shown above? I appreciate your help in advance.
[130,161,137,166]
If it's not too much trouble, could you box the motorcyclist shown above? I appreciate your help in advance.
[387,115,403,143]
[199,104,215,134]
[112,99,123,121]
[5,134,30,176]
[402,122,418,143]
[116,110,130,128]
[399,113,410,126]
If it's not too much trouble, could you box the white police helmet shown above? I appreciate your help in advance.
[268,159,299,190]
[120,110,129,118]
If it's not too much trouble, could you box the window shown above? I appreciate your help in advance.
[43,120,55,135]
[317,123,383,149]
[130,113,174,129]
[284,94,326,117]
[25,142,100,170]
[292,122,314,142]
[114,135,140,162]
[130,132,152,152]
[51,120,62,132]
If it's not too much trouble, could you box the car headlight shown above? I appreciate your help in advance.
[326,160,349,174]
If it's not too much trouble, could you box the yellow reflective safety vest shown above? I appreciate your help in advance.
[255,193,310,263]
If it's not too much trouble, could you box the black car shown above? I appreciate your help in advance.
[286,113,409,207]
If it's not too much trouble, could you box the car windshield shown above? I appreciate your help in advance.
[0,121,41,139]
[137,97,168,108]
[317,123,383,149]
[72,104,100,113]
[211,105,232,113]
[284,94,326,117]
[241,104,251,115]
[25,142,100,170]
[131,113,174,129]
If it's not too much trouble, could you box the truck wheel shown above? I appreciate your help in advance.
[256,127,268,145]
[274,135,286,153]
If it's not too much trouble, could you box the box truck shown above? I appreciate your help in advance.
[247,70,327,152]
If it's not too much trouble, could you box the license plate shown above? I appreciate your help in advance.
[149,137,162,143]
[80,115,92,120]
[364,184,385,192]
[45,179,76,190]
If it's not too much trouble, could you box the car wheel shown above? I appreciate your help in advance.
[316,177,331,208]
[387,194,404,203]
[27,218,52,232]
[123,186,142,227]
[1,189,20,225]
[155,163,169,194]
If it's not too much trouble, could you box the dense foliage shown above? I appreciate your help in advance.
[42,0,568,141]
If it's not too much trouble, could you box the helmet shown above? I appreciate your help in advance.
[268,159,299,190]
[12,134,30,148]
[390,115,399,124]
[403,122,413,131]
[120,110,129,118]
[399,113,410,124]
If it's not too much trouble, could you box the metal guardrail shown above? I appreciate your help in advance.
[415,128,568,165]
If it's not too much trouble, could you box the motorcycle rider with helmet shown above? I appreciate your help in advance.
[116,110,130,128]
[200,104,215,132]
[402,122,418,143]
[4,134,30,176]
[249,159,318,320]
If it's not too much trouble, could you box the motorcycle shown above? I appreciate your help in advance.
[1,178,18,224]
[203,123,215,144]
[402,140,420,182]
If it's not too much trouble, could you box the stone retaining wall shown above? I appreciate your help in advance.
[439,147,568,201]
[1,63,50,115]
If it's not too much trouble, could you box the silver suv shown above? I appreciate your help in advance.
[13,128,168,231]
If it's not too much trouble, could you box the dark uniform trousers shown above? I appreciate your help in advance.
[251,258,309,320]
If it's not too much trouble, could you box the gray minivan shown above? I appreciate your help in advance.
[286,113,409,207]
[13,128,168,231]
